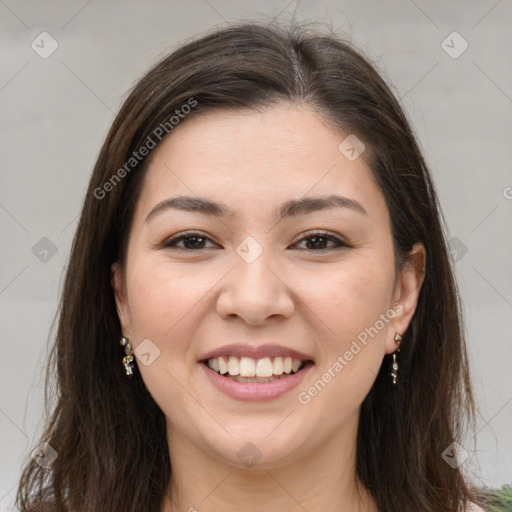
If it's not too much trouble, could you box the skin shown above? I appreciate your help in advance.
[112,103,426,512]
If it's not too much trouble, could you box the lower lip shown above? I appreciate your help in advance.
[201,362,314,402]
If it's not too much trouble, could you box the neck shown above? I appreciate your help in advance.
[160,414,378,512]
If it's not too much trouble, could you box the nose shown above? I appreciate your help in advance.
[216,252,295,325]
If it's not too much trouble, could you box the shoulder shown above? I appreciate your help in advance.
[466,503,486,512]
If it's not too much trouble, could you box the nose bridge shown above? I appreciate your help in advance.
[236,248,276,292]
[216,237,295,323]
[233,240,281,301]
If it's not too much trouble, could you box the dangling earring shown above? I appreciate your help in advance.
[120,337,135,377]
[391,333,402,385]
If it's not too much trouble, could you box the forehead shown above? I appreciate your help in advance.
[135,104,387,223]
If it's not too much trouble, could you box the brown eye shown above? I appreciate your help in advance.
[162,232,216,250]
[293,232,350,251]
[161,231,350,252]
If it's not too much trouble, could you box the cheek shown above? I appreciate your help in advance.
[291,262,396,433]
[122,259,218,410]
[300,257,395,395]
[303,259,395,340]
[125,246,395,349]
[124,257,226,350]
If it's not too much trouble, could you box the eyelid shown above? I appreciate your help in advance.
[291,230,350,250]
[161,230,351,251]
[161,231,217,249]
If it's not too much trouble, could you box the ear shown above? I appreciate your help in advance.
[385,242,426,355]
[111,261,131,338]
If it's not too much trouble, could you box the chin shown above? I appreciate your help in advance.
[203,425,311,470]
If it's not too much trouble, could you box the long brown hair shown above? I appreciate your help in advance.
[17,21,486,512]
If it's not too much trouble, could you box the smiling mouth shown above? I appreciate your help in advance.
[203,355,313,383]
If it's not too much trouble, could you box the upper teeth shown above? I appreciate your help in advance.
[207,356,305,377]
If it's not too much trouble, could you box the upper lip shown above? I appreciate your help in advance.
[198,344,314,362]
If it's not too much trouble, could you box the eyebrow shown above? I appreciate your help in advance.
[145,194,368,223]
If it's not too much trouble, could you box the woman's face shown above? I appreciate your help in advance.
[112,103,424,469]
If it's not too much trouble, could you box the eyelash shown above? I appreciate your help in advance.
[161,230,351,252]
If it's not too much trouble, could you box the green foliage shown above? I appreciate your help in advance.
[488,485,512,512]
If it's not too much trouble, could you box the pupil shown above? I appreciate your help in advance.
[308,236,326,249]
[185,236,204,249]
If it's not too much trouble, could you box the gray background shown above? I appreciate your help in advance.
[1,0,511,508]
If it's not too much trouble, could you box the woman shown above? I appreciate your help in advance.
[17,22,489,511]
